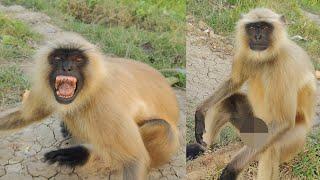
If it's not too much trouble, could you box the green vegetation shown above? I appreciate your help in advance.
[300,0,320,13]
[188,0,320,69]
[0,13,39,106]
[292,128,320,178]
[0,13,40,61]
[0,65,30,107]
[2,0,186,87]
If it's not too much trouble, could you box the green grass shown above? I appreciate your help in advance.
[0,65,30,107]
[187,116,239,145]
[2,0,186,86]
[0,13,40,61]
[300,0,320,13]
[188,0,320,69]
[292,128,320,178]
[0,13,39,106]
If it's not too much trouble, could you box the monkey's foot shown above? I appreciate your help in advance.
[186,143,205,160]
[218,165,238,180]
[60,121,72,138]
[44,146,89,167]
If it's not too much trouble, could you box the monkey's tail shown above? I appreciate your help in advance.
[139,119,180,168]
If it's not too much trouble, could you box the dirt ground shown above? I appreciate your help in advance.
[186,15,320,179]
[0,3,186,180]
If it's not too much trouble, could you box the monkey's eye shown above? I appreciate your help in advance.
[248,26,255,31]
[75,57,83,63]
[54,56,61,61]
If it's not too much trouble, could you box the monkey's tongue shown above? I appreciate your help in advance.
[55,76,77,98]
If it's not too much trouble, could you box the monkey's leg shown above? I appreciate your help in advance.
[0,90,52,131]
[188,93,256,160]
[195,80,243,145]
[186,103,230,160]
[257,123,307,180]
[219,146,256,180]
[138,119,179,168]
[215,93,270,180]
[219,123,300,180]
[257,147,280,180]
[47,118,150,179]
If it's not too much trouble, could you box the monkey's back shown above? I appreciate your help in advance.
[102,58,180,127]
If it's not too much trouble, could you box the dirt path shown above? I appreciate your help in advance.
[186,17,320,179]
[303,10,320,26]
[0,3,186,180]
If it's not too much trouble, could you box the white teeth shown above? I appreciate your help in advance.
[55,75,78,90]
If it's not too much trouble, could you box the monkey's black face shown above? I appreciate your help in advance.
[48,48,87,104]
[245,22,274,51]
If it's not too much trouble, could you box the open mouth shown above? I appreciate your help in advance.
[55,75,77,99]
[249,43,268,51]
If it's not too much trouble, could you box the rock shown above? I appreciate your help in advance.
[291,35,306,41]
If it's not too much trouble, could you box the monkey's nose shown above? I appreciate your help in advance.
[255,34,262,40]
[62,61,73,72]
[63,66,72,72]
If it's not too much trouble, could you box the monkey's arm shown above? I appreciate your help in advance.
[0,90,52,131]
[219,92,297,179]
[195,57,248,145]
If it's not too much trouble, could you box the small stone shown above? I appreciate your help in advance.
[291,35,306,41]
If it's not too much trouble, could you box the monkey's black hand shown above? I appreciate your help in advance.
[195,110,207,146]
[60,121,72,138]
[186,143,206,160]
[44,146,89,167]
[218,165,238,180]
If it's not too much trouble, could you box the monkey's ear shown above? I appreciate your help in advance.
[280,15,286,24]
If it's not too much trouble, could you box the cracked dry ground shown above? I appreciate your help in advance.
[186,20,320,179]
[0,3,186,180]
